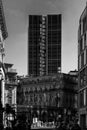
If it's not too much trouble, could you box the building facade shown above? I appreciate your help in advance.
[4,63,17,109]
[78,5,87,129]
[0,0,8,127]
[17,72,78,123]
[4,63,18,126]
[0,0,8,105]
[78,3,87,130]
[28,14,61,76]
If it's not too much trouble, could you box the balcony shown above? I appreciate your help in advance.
[5,80,18,86]
[7,68,17,74]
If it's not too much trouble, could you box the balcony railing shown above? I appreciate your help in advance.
[7,68,17,73]
[5,80,18,85]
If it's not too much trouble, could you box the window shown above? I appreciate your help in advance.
[86,49,87,64]
[74,95,77,108]
[86,89,87,105]
[0,37,1,42]
[79,89,86,107]
[80,38,83,52]
[80,69,86,88]
[80,91,84,108]
[84,89,86,106]
[84,33,86,47]
[81,53,84,67]
[79,23,81,36]
[83,17,86,33]
[78,56,81,70]
[84,50,86,65]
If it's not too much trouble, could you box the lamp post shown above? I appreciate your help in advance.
[0,68,3,129]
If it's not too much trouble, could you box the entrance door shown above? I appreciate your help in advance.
[80,114,86,130]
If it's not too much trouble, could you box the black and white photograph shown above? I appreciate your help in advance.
[0,0,86,130]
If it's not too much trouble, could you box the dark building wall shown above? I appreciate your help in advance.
[47,14,61,74]
[28,15,42,76]
[28,14,62,77]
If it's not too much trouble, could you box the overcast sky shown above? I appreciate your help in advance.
[2,0,86,75]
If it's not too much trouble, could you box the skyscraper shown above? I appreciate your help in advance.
[28,14,61,77]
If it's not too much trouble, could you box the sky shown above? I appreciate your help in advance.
[2,0,87,75]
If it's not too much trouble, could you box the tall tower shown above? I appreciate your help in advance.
[28,15,42,77]
[28,14,61,77]
[47,15,61,75]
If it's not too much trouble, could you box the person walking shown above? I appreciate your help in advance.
[71,120,81,130]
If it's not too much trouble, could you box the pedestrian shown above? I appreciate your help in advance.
[56,121,66,130]
[0,123,3,130]
[5,126,12,130]
[71,120,81,130]
[13,120,20,130]
[27,120,31,130]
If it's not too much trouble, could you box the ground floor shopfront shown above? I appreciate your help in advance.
[17,106,63,123]
[17,105,77,126]
[79,108,87,130]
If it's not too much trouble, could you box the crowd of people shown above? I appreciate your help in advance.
[3,115,81,130]
[4,119,31,130]
[56,119,81,130]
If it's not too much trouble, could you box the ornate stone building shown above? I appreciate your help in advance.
[17,72,78,123]
[0,0,8,128]
[4,63,18,127]
[4,63,17,108]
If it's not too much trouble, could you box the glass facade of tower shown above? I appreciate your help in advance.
[28,14,61,77]
[28,15,42,76]
[47,15,61,74]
